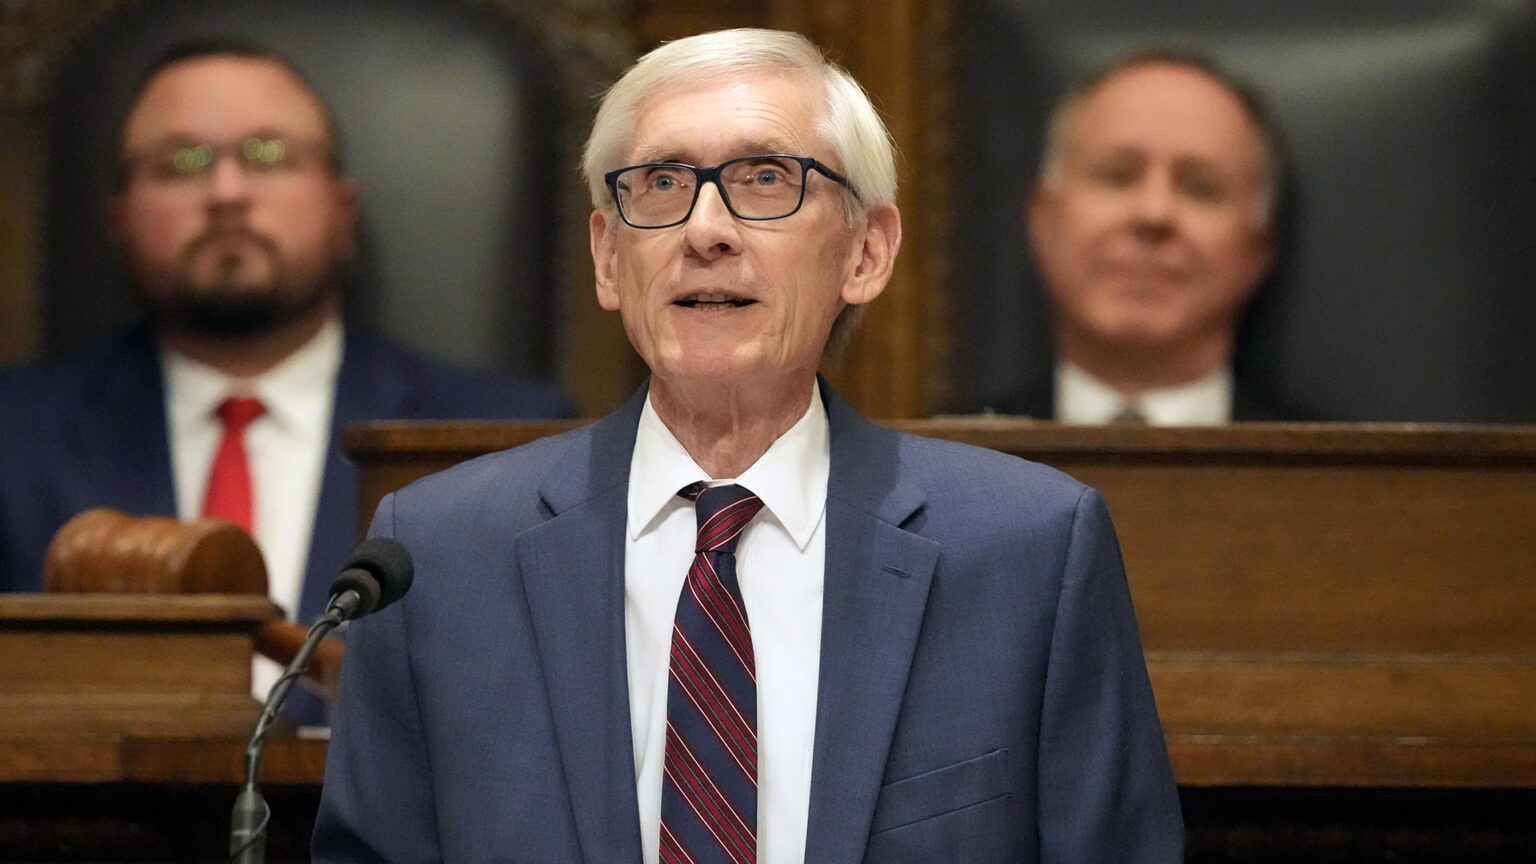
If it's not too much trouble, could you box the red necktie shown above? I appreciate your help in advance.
[660,482,764,864]
[201,396,266,532]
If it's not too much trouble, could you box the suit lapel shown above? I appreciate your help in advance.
[299,333,379,622]
[804,385,939,863]
[94,330,178,517]
[520,388,647,863]
[300,445,353,621]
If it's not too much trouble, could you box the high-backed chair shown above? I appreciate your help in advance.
[950,0,1536,423]
[41,0,561,376]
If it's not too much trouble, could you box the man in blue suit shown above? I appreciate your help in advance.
[315,28,1181,862]
[0,40,569,720]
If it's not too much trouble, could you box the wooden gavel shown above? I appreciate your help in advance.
[44,508,343,699]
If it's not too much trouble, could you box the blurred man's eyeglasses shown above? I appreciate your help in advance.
[604,154,859,229]
[121,137,334,185]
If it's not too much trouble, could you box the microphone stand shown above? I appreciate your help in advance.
[229,591,361,864]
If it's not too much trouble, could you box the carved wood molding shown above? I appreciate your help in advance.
[770,0,954,417]
[0,1,637,110]
[0,0,120,109]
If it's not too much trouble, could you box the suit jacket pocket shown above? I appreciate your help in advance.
[869,748,1010,834]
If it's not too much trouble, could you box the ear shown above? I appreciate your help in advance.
[1230,222,1277,311]
[1246,223,1277,288]
[590,209,621,311]
[839,203,901,306]
[331,176,361,261]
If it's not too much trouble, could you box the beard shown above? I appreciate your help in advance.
[135,226,339,338]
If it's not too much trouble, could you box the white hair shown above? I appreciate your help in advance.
[581,29,897,220]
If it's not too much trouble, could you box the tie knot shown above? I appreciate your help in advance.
[216,396,266,433]
[680,482,764,554]
[1110,403,1147,425]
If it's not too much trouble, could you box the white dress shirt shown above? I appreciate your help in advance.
[163,317,342,698]
[1056,360,1232,426]
[626,382,828,864]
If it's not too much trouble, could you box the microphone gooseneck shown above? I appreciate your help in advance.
[229,537,414,863]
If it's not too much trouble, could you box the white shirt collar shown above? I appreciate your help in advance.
[627,379,829,550]
[162,317,344,437]
[1056,360,1232,426]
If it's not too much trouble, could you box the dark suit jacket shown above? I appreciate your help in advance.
[0,324,571,614]
[314,382,1182,863]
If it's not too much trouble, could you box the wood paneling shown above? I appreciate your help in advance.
[0,594,279,738]
[0,113,37,363]
[768,0,955,418]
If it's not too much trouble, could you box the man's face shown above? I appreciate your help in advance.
[589,69,897,393]
[1029,63,1273,358]
[112,55,357,336]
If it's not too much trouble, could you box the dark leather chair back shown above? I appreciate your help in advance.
[951,0,1536,422]
[42,0,560,376]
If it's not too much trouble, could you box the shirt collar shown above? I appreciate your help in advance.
[162,317,344,435]
[627,379,829,550]
[1057,360,1232,426]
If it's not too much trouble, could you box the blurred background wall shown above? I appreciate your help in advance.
[3,0,1533,421]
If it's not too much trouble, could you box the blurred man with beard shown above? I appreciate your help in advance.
[0,40,569,720]
[1014,50,1293,425]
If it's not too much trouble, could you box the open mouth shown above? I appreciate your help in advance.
[675,293,756,310]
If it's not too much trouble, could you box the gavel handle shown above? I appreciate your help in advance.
[252,620,344,702]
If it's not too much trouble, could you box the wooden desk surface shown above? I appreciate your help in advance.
[0,734,328,785]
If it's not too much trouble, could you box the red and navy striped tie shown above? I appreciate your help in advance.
[661,482,764,864]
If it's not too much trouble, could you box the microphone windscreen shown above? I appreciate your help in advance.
[331,537,415,618]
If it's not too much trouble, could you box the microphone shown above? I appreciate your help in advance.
[229,537,414,863]
[324,535,415,622]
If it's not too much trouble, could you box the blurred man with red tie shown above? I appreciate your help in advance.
[0,40,570,720]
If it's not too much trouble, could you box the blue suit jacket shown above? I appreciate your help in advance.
[314,382,1182,863]
[0,325,571,619]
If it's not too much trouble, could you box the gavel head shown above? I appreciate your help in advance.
[45,508,268,595]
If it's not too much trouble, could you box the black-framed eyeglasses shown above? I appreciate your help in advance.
[603,154,859,229]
